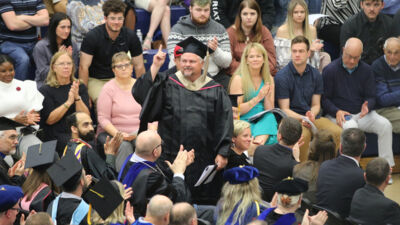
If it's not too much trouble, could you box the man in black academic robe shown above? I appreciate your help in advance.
[132,38,233,204]
[64,112,123,180]
[0,117,25,185]
[119,130,192,217]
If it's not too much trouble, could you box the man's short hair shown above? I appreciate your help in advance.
[169,203,196,225]
[291,35,310,51]
[62,169,83,193]
[383,37,400,50]
[341,128,366,157]
[365,157,390,186]
[190,0,211,7]
[279,117,302,146]
[25,212,53,225]
[147,195,173,220]
[102,0,126,17]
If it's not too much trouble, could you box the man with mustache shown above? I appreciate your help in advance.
[340,0,392,65]
[0,117,26,185]
[64,112,123,180]
[167,0,232,90]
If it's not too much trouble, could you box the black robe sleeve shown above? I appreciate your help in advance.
[81,147,117,180]
[132,71,168,133]
[214,88,234,157]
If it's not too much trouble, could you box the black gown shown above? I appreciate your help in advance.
[64,140,117,180]
[119,160,191,217]
[132,71,233,204]
[0,157,25,185]
[47,197,88,225]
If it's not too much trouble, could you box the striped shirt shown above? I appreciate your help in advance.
[318,0,361,29]
[0,0,46,43]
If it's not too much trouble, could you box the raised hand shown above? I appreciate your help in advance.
[336,110,351,127]
[207,37,218,51]
[125,201,135,224]
[360,101,369,118]
[152,45,167,69]
[165,145,188,174]
[104,132,123,155]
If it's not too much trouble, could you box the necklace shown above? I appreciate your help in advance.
[139,161,167,178]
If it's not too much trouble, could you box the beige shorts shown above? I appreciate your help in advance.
[134,0,151,10]
[88,77,112,103]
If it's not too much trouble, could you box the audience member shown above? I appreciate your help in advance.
[340,0,392,64]
[227,120,251,169]
[293,129,336,204]
[275,0,330,73]
[275,35,341,162]
[132,195,173,225]
[230,43,278,155]
[21,140,59,212]
[133,38,233,204]
[0,185,25,225]
[317,0,360,54]
[0,117,26,186]
[257,177,309,224]
[79,0,145,103]
[97,52,149,171]
[170,203,198,225]
[392,9,400,36]
[64,112,122,179]
[322,37,395,169]
[0,54,43,157]
[167,0,232,89]
[46,154,91,225]
[226,0,276,76]
[33,12,79,89]
[216,166,266,225]
[316,128,366,218]
[66,0,105,49]
[211,0,275,30]
[349,157,400,224]
[87,180,135,225]
[25,212,54,225]
[118,130,193,217]
[40,51,90,155]
[0,0,49,81]
[137,0,171,50]
[253,117,302,202]
[373,37,400,134]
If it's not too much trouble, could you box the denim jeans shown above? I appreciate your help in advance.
[0,41,35,81]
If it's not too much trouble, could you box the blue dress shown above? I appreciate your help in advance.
[240,80,278,144]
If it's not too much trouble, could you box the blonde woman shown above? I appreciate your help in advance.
[275,0,329,72]
[230,43,278,156]
[40,51,90,155]
[217,166,266,225]
[227,120,252,169]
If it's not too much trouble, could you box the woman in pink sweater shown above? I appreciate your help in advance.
[97,52,149,172]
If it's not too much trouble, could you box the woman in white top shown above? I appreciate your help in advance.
[275,0,330,73]
[0,54,44,158]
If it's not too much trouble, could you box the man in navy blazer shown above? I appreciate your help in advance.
[316,128,366,218]
[349,157,400,224]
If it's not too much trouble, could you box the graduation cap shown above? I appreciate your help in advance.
[47,151,82,187]
[274,177,308,196]
[83,179,124,220]
[229,94,243,107]
[0,117,24,131]
[25,140,58,169]
[223,166,259,184]
[177,36,214,59]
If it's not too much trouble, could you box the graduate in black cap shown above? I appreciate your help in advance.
[0,117,26,186]
[20,140,60,212]
[46,152,91,225]
[217,166,266,225]
[258,177,308,225]
[132,37,233,204]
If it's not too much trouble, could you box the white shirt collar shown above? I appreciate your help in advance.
[130,153,147,163]
[59,192,82,200]
[341,154,360,167]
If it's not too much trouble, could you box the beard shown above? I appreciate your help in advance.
[191,15,209,25]
[9,149,16,155]
[79,130,95,142]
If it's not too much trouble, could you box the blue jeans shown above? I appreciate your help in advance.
[0,41,35,81]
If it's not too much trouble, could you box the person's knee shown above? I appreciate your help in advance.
[164,5,170,15]
[343,120,358,130]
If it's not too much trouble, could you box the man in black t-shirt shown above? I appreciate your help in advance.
[79,0,145,103]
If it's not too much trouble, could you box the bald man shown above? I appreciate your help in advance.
[322,37,395,169]
[373,37,400,135]
[169,203,198,225]
[118,130,193,218]
[133,195,173,225]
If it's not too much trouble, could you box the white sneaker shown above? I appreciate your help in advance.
[389,178,393,185]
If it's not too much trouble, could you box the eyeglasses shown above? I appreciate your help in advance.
[153,140,164,152]
[113,63,132,70]
[55,62,73,67]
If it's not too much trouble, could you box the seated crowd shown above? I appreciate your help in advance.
[1,0,400,224]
